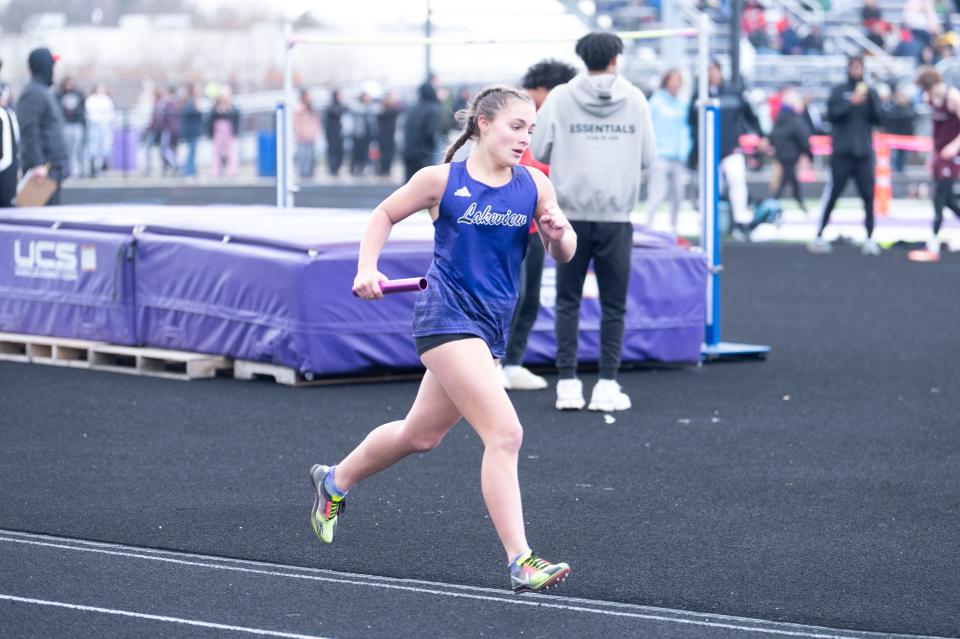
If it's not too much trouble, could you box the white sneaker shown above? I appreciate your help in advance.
[555,379,585,411]
[806,237,832,254]
[861,238,881,256]
[496,364,511,389]
[926,238,942,255]
[502,365,548,391]
[588,379,632,412]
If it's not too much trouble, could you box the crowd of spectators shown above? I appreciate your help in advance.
[860,0,960,63]
[732,0,960,61]
[49,78,242,179]
[287,74,473,181]
[12,70,930,185]
[3,69,476,181]
[740,1,826,55]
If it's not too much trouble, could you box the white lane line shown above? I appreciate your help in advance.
[0,593,331,639]
[0,531,944,639]
[0,530,854,629]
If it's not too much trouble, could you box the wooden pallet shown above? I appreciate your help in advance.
[0,333,418,386]
[88,344,232,380]
[233,359,423,387]
[233,360,309,386]
[0,332,100,368]
[0,332,231,381]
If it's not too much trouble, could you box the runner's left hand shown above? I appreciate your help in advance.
[539,201,571,241]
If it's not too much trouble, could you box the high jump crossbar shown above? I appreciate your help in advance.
[287,28,699,47]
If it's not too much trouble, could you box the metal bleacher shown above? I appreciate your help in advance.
[555,0,919,99]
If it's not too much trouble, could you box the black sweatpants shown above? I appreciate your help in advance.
[933,178,960,234]
[350,135,371,175]
[404,158,429,183]
[817,153,875,238]
[503,233,545,366]
[49,164,65,205]
[774,159,807,212]
[555,220,633,381]
[326,138,344,176]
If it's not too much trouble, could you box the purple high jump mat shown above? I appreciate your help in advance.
[0,206,707,376]
[0,222,137,344]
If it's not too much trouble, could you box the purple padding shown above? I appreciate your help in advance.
[0,223,136,344]
[526,249,707,365]
[135,229,706,375]
[134,232,435,375]
[1,207,707,372]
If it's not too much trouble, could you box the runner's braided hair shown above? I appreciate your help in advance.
[443,85,533,163]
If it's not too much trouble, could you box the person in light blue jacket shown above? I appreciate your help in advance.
[643,69,691,235]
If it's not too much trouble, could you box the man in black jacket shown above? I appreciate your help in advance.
[15,47,67,205]
[323,89,346,177]
[809,56,883,255]
[883,88,917,173]
[770,87,812,213]
[402,81,440,182]
[56,77,85,179]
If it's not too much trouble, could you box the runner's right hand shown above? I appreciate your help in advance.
[353,269,388,300]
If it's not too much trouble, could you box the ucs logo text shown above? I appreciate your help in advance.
[12,240,96,281]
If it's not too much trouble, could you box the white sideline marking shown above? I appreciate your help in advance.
[0,593,331,639]
[0,531,948,639]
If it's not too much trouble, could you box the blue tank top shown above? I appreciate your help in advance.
[412,160,539,355]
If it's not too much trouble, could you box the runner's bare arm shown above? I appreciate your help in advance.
[528,166,577,263]
[354,164,450,299]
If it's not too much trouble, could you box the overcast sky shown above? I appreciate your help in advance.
[0,0,591,89]
[0,0,582,38]
[193,0,572,29]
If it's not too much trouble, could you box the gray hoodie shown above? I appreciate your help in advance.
[531,73,655,222]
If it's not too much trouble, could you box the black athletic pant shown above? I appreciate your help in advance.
[404,158,429,183]
[555,221,633,381]
[817,153,875,238]
[46,165,64,206]
[378,140,396,176]
[326,139,344,176]
[350,136,371,175]
[933,178,960,235]
[503,233,545,367]
[47,179,62,206]
[0,168,15,207]
[774,159,807,212]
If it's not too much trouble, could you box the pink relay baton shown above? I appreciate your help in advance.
[380,277,428,294]
[354,277,428,296]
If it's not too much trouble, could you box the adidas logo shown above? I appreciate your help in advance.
[454,186,471,197]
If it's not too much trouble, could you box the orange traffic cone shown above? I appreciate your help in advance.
[874,142,892,216]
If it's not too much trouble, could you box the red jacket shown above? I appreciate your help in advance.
[519,148,547,234]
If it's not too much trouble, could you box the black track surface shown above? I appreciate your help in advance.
[1,243,958,637]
